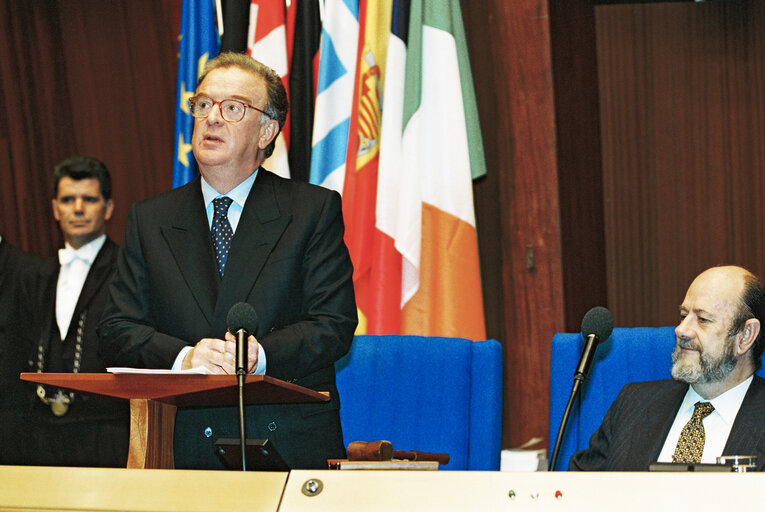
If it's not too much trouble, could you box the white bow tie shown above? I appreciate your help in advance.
[58,245,96,266]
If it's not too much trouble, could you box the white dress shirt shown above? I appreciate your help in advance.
[657,375,754,463]
[56,235,106,340]
[172,171,266,374]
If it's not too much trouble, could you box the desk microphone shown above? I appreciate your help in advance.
[549,306,613,471]
[575,306,614,382]
[226,302,259,471]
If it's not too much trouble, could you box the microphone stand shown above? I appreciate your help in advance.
[236,328,248,471]
[548,375,584,471]
[548,333,597,471]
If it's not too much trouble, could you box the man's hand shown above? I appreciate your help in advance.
[181,333,260,374]
[224,330,259,373]
[182,337,235,374]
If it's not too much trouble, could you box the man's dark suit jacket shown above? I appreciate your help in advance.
[22,237,129,467]
[0,240,39,397]
[569,376,765,471]
[0,240,42,464]
[98,170,358,470]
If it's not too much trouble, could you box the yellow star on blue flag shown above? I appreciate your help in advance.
[180,81,194,115]
[177,133,193,168]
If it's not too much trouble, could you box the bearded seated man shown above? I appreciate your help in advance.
[570,265,765,471]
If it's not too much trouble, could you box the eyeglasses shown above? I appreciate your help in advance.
[188,95,269,123]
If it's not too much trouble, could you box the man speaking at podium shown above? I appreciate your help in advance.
[571,265,765,471]
[99,53,357,470]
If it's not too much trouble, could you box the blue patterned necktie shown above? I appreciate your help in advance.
[672,401,715,464]
[211,196,234,278]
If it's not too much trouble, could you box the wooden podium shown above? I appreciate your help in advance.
[20,372,329,470]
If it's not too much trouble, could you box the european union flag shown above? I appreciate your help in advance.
[172,0,220,188]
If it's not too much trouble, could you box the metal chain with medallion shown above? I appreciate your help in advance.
[36,311,85,416]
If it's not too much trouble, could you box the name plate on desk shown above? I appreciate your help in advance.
[327,459,439,470]
[649,462,733,472]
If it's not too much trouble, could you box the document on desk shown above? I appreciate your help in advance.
[106,367,212,375]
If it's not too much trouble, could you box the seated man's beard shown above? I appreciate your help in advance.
[671,336,738,384]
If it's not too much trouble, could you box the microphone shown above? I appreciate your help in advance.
[549,306,614,471]
[574,306,614,382]
[225,302,258,471]
[226,302,258,376]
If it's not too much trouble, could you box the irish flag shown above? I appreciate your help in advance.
[376,0,487,340]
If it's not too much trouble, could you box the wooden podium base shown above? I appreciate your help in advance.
[128,399,177,469]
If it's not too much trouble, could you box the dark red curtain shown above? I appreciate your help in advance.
[0,0,180,257]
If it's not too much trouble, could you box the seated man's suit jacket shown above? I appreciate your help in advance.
[99,169,358,469]
[570,375,765,471]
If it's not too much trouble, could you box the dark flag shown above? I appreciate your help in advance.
[288,0,321,182]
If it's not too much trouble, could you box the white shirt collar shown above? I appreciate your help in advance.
[684,374,754,426]
[200,170,258,211]
[58,234,107,266]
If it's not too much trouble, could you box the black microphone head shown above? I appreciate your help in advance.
[581,306,613,344]
[226,302,258,335]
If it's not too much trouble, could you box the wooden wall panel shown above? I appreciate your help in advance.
[597,2,765,328]
[464,0,565,449]
[549,1,608,333]
[464,0,606,449]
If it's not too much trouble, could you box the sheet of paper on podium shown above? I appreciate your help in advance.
[107,367,211,375]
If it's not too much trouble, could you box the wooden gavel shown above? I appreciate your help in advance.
[347,440,450,465]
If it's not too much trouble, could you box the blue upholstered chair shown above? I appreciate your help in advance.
[335,335,503,470]
[548,326,765,471]
[548,327,675,471]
